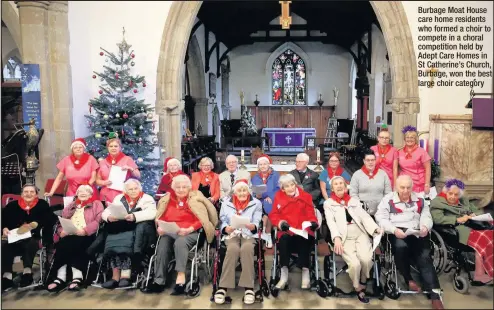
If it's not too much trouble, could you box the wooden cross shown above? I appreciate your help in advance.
[426,66,438,88]
[279,1,292,29]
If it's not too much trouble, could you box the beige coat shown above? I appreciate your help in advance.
[324,197,379,243]
[156,190,219,243]
[219,169,251,198]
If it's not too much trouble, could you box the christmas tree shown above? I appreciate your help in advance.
[238,106,258,136]
[84,28,160,194]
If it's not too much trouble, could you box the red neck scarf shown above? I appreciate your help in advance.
[75,196,95,208]
[18,197,39,214]
[163,170,185,185]
[361,165,377,179]
[327,166,343,180]
[170,191,189,209]
[404,145,418,160]
[259,169,272,184]
[106,152,126,165]
[70,153,90,170]
[232,195,250,215]
[438,192,459,206]
[124,192,144,208]
[376,144,391,165]
[199,171,213,186]
[330,192,351,206]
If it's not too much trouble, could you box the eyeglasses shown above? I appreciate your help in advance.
[378,137,390,140]
[329,160,340,163]
[364,159,376,162]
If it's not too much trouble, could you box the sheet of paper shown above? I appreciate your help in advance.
[58,216,79,235]
[427,186,438,200]
[289,227,308,239]
[470,213,494,222]
[251,185,267,195]
[107,166,127,192]
[373,232,383,252]
[405,229,420,237]
[301,221,312,231]
[157,220,180,234]
[63,196,74,208]
[231,214,250,229]
[106,203,129,220]
[7,228,32,244]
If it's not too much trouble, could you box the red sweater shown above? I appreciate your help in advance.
[159,198,201,230]
[269,187,317,238]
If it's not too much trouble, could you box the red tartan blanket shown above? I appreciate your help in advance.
[467,226,493,277]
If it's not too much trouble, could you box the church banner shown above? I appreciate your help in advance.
[21,64,42,130]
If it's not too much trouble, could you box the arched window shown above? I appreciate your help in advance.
[272,49,306,105]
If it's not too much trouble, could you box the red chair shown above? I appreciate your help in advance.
[1,194,21,208]
[43,179,68,207]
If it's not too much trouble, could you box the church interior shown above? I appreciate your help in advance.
[1,0,493,309]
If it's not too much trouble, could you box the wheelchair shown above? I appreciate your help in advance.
[141,228,212,298]
[269,209,330,298]
[209,221,270,304]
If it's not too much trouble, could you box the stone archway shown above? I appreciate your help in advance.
[2,1,21,59]
[156,1,419,159]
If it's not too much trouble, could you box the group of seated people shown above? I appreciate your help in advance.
[1,126,492,310]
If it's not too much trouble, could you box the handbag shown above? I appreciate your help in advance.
[464,219,494,231]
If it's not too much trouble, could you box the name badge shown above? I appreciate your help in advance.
[305,175,309,179]
[179,202,184,207]
[205,178,209,182]
[277,204,281,210]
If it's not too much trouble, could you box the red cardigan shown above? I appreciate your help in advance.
[269,187,317,239]
[191,172,220,203]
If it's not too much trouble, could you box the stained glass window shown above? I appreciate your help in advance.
[272,49,306,105]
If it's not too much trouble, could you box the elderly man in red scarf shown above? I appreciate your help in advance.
[156,157,188,200]
[269,174,318,291]
[2,184,57,291]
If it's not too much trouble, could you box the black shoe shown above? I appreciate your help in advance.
[357,290,370,304]
[19,273,33,288]
[101,279,119,289]
[170,283,186,296]
[118,278,131,288]
[143,282,166,293]
[1,278,14,291]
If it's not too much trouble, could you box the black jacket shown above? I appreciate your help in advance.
[289,168,321,203]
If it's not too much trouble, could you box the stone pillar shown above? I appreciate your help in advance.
[47,1,74,163]
[390,97,420,148]
[16,0,55,188]
[194,97,209,135]
[157,99,183,159]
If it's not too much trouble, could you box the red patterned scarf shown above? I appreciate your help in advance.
[259,169,272,184]
[105,152,126,165]
[124,192,144,208]
[330,192,351,206]
[70,153,90,170]
[18,197,39,214]
[361,165,377,179]
[404,145,418,160]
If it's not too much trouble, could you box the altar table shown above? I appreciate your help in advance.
[261,127,316,152]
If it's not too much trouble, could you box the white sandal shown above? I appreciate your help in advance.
[243,290,256,304]
[214,289,227,304]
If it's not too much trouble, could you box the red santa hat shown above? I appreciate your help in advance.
[232,178,250,192]
[256,154,272,165]
[71,138,87,150]
[163,157,181,172]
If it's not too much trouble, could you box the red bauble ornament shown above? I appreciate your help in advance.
[133,89,138,93]
[100,52,104,56]
[99,90,103,94]
[128,81,133,87]
[142,83,146,87]
[131,53,135,58]
[115,73,119,79]
[123,113,129,119]
[92,75,96,79]
[89,104,92,113]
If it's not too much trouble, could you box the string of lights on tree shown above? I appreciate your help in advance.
[84,28,162,194]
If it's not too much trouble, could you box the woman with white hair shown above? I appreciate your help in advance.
[191,157,220,205]
[156,157,188,198]
[144,175,218,295]
[100,178,157,289]
[46,184,104,292]
[44,137,100,199]
[214,179,263,304]
[431,179,493,284]
[269,174,318,290]
[324,176,382,303]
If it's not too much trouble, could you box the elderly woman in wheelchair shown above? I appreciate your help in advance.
[430,178,493,287]
[100,179,157,289]
[47,185,103,292]
[324,176,382,303]
[145,175,218,295]
[375,175,444,310]
[269,174,319,291]
[213,179,263,304]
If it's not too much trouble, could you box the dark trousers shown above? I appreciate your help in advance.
[2,238,40,273]
[278,234,312,269]
[389,234,441,294]
[51,235,93,275]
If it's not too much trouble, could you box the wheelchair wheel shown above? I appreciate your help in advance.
[187,280,201,298]
[269,278,280,297]
[384,281,400,300]
[316,279,330,298]
[453,275,469,294]
[430,229,447,275]
[261,279,270,297]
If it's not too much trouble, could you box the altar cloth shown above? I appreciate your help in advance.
[262,127,316,151]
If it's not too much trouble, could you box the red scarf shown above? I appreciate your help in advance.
[199,171,213,186]
[377,144,391,160]
[438,192,459,206]
[169,191,189,210]
[70,153,90,170]
[232,195,250,215]
[404,145,418,160]
[327,166,343,180]
[75,196,95,208]
[124,192,144,208]
[259,169,272,184]
[330,192,351,206]
[361,165,377,179]
[106,152,126,165]
[18,197,39,215]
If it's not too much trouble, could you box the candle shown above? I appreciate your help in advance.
[419,139,424,149]
[434,139,439,163]
[316,147,321,162]
[241,149,245,161]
